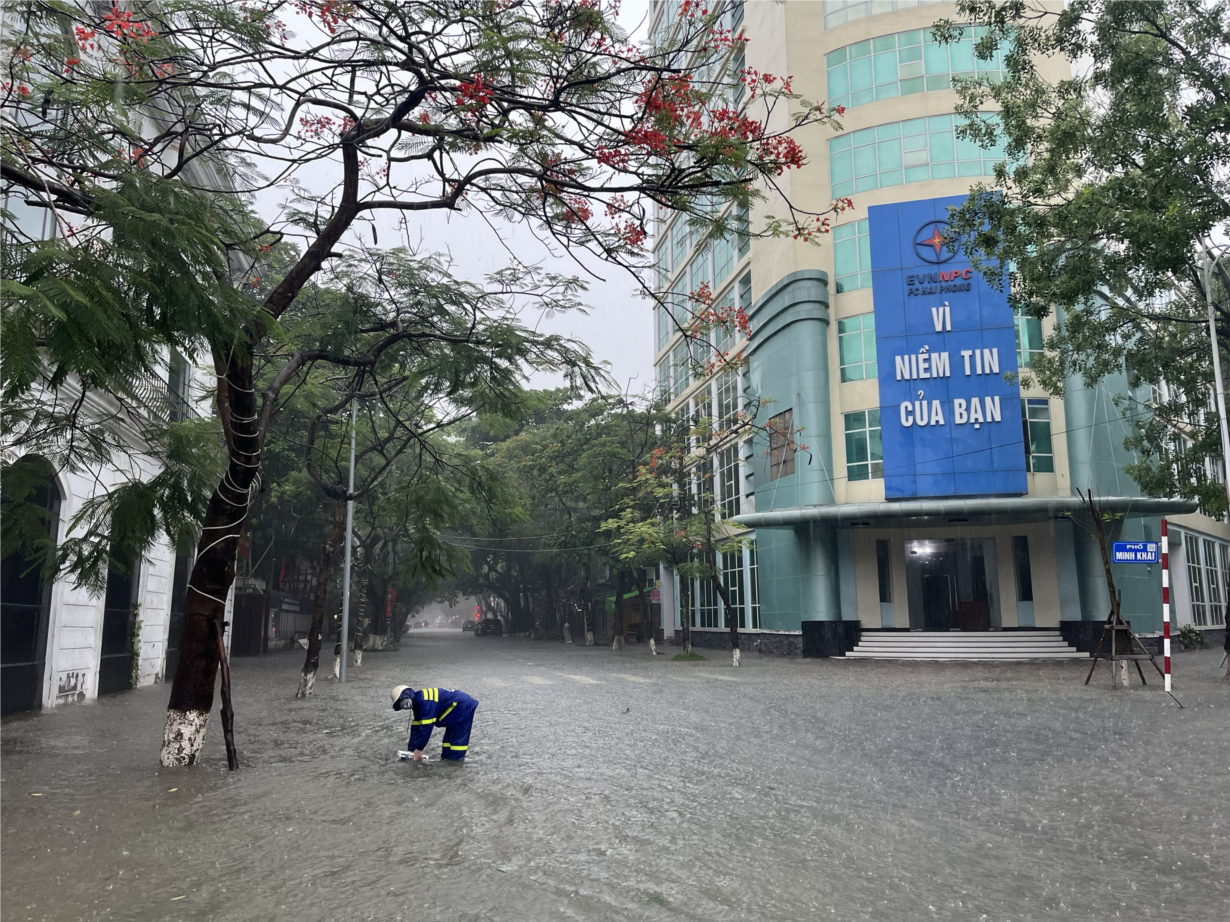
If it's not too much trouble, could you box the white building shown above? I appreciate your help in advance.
[0,339,208,713]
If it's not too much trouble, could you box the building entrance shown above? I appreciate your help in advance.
[905,538,1000,631]
[0,459,61,714]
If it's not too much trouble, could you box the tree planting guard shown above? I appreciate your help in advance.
[391,684,479,761]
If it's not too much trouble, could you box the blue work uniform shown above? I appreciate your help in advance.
[395,686,479,760]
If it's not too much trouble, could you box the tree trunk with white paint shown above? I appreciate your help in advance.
[627,565,657,656]
[612,633,624,651]
[352,559,370,668]
[160,354,260,767]
[295,500,347,698]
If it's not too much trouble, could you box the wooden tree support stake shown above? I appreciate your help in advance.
[1083,605,1165,688]
[212,618,239,770]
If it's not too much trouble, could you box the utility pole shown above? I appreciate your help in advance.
[339,398,357,682]
[1202,242,1230,511]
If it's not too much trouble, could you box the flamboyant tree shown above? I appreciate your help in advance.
[2,0,845,765]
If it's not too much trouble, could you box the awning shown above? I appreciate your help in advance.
[732,495,1198,529]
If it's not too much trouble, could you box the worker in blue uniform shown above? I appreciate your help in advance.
[391,684,479,762]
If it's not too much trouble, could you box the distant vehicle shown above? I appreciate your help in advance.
[461,619,477,633]
[474,618,503,637]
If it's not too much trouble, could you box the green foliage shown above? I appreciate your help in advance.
[938,0,1230,511]
[1178,623,1209,649]
[671,651,705,661]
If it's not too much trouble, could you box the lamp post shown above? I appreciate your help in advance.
[339,397,357,681]
[1201,240,1230,511]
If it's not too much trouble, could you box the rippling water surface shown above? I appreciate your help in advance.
[3,633,1227,921]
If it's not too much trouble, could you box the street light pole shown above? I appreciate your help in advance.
[1202,243,1230,511]
[339,397,357,682]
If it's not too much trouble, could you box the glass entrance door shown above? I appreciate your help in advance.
[905,538,1000,631]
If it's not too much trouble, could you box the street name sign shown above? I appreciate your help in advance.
[1112,541,1159,564]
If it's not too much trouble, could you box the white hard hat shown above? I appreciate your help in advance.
[391,684,410,706]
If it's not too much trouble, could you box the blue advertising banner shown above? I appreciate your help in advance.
[868,195,1027,498]
[1112,542,1159,564]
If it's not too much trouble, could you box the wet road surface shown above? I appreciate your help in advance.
[3,632,1228,921]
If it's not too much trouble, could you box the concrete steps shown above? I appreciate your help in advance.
[846,630,1086,661]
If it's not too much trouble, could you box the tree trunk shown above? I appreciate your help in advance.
[709,569,740,666]
[680,567,693,655]
[161,354,260,767]
[1082,489,1121,621]
[352,558,370,667]
[628,565,656,655]
[705,507,740,666]
[296,500,347,697]
[611,571,624,650]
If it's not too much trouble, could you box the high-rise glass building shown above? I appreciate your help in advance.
[649,1,1228,655]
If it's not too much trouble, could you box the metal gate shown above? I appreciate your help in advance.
[0,464,59,717]
[97,549,139,696]
[230,593,267,657]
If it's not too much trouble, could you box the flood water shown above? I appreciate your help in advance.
[3,632,1227,921]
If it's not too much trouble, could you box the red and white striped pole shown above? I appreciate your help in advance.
[1161,518,1171,692]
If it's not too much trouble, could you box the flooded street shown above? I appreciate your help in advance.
[3,632,1227,921]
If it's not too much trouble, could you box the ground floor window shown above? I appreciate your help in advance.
[686,540,760,630]
[1184,532,1229,626]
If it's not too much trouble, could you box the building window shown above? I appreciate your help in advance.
[694,567,719,628]
[1203,537,1224,627]
[826,26,1007,111]
[716,369,739,429]
[1021,398,1054,473]
[844,409,883,482]
[712,231,735,286]
[672,341,691,401]
[1016,308,1044,368]
[657,302,675,352]
[833,220,872,293]
[876,538,892,603]
[1012,535,1034,602]
[822,0,933,31]
[2,190,57,242]
[768,409,795,480]
[718,443,740,519]
[670,215,690,269]
[742,438,753,497]
[688,247,711,297]
[1185,533,1210,626]
[735,204,750,258]
[829,114,1007,199]
[837,312,877,382]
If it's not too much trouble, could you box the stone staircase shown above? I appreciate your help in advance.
[845,630,1087,661]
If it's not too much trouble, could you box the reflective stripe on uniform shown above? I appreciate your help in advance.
[441,743,468,750]
[440,703,457,721]
[411,718,434,725]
